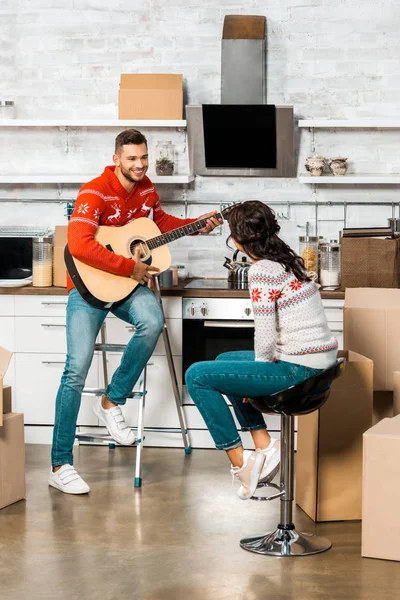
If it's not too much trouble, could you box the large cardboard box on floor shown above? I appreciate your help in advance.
[118,74,183,120]
[362,415,400,561]
[344,288,400,392]
[53,225,68,288]
[0,347,13,426]
[0,413,25,510]
[296,350,373,522]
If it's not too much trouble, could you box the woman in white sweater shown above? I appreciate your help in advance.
[185,201,338,500]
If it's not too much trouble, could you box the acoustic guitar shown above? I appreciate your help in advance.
[65,205,235,309]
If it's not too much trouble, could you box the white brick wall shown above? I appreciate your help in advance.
[1,1,400,277]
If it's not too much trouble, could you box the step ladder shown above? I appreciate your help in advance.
[76,276,191,487]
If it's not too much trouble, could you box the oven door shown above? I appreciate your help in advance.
[182,319,254,381]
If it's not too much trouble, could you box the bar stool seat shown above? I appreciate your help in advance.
[240,358,345,557]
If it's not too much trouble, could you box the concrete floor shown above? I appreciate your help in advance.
[0,445,399,600]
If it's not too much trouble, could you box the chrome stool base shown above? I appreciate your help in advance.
[240,528,332,557]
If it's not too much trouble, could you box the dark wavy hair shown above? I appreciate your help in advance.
[115,129,147,153]
[227,201,310,282]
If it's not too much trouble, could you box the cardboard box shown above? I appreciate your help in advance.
[53,225,68,288]
[340,236,400,291]
[0,413,25,510]
[118,74,183,120]
[296,350,373,522]
[362,415,400,561]
[0,347,13,427]
[393,372,400,416]
[344,288,400,391]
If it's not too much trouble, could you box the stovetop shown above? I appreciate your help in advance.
[184,279,248,290]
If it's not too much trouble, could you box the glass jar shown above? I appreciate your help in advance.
[0,100,15,119]
[155,141,175,176]
[32,236,53,287]
[176,265,188,281]
[320,240,341,289]
[299,236,319,274]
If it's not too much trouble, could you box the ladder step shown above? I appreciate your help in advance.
[94,343,127,352]
[83,388,143,398]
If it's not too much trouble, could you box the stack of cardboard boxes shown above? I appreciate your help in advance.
[296,288,400,562]
[0,347,25,510]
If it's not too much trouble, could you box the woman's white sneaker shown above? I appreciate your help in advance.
[259,437,281,483]
[93,398,136,445]
[48,464,90,495]
[230,450,266,500]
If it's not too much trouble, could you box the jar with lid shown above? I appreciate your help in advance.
[176,265,188,281]
[0,100,15,120]
[299,236,319,275]
[32,236,53,287]
[319,240,341,289]
[155,141,175,176]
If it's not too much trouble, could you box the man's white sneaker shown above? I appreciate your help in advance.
[259,437,281,483]
[48,464,90,495]
[93,398,136,445]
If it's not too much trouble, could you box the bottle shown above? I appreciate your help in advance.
[176,265,188,281]
[155,141,175,176]
[32,236,53,287]
[320,240,341,289]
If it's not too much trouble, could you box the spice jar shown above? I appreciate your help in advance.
[32,236,53,287]
[176,265,188,281]
[299,236,319,274]
[0,100,15,119]
[320,240,341,289]
[155,141,175,176]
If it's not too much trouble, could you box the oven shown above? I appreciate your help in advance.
[182,297,255,381]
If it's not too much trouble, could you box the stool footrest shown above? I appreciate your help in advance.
[83,388,143,398]
[240,528,332,556]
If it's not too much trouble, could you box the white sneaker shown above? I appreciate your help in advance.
[230,450,266,500]
[48,464,90,495]
[259,437,281,483]
[93,398,136,445]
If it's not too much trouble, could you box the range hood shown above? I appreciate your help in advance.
[187,15,294,177]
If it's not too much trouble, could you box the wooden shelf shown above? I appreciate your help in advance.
[0,174,194,185]
[298,174,400,184]
[0,119,187,127]
[298,119,400,128]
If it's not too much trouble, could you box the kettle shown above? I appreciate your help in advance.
[223,250,251,289]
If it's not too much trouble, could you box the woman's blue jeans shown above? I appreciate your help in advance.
[51,286,164,467]
[185,351,322,450]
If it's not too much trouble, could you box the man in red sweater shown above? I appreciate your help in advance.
[49,128,221,494]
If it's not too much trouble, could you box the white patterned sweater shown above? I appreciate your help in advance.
[249,260,338,369]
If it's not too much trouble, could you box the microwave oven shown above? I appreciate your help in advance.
[0,227,51,285]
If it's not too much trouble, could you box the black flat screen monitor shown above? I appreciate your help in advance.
[202,104,277,169]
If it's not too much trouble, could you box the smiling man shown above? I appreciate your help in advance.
[49,128,221,495]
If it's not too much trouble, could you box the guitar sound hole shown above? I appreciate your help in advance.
[130,240,152,265]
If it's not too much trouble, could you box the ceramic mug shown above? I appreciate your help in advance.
[328,157,348,176]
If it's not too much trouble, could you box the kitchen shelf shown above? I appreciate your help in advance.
[298,119,400,128]
[0,174,194,184]
[0,119,187,127]
[298,174,400,184]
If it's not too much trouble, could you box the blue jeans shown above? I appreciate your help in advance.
[185,351,322,450]
[51,286,164,467]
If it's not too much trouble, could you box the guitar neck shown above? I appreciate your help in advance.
[146,211,224,250]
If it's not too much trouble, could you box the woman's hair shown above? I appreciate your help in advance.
[227,201,310,282]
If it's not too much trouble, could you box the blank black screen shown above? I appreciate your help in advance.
[0,238,32,279]
[202,104,277,169]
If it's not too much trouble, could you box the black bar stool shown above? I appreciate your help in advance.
[240,358,345,557]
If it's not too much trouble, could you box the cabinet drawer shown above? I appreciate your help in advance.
[15,316,67,353]
[15,353,99,425]
[0,316,15,351]
[0,295,14,316]
[15,295,68,317]
[104,316,182,356]
[159,297,182,319]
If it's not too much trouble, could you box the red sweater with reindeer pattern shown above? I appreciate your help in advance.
[66,165,196,292]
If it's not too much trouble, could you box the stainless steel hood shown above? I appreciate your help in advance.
[186,15,294,178]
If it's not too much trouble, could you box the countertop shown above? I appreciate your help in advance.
[0,278,345,300]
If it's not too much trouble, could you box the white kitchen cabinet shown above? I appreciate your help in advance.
[14,295,67,317]
[0,295,14,316]
[0,316,15,351]
[15,353,99,425]
[15,316,67,353]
